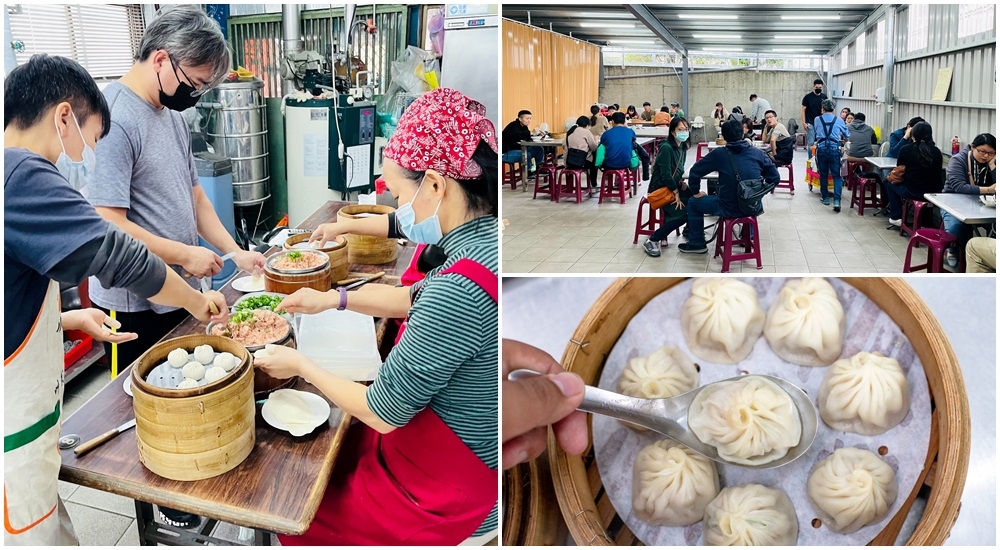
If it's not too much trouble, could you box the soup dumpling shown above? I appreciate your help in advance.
[681,279,765,364]
[807,448,897,533]
[818,352,910,435]
[703,484,798,545]
[633,439,719,526]
[764,278,845,366]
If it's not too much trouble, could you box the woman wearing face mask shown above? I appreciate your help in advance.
[255,88,499,546]
[643,116,692,258]
[4,54,228,546]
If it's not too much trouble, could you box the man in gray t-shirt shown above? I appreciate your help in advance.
[84,5,264,368]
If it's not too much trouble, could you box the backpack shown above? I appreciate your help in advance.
[773,136,795,166]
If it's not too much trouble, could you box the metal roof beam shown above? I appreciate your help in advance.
[826,4,893,56]
[623,4,687,57]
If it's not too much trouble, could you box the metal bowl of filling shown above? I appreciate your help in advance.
[265,249,330,274]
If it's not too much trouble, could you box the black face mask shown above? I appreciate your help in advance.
[157,66,200,112]
[814,88,823,95]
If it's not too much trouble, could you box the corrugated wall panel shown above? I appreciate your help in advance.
[502,20,599,134]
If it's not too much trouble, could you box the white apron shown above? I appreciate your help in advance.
[4,281,79,545]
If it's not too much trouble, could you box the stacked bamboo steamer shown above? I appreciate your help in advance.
[283,233,349,284]
[130,334,255,481]
[264,250,331,293]
[536,278,969,546]
[337,205,398,264]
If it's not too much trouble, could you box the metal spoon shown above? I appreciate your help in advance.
[507,370,818,469]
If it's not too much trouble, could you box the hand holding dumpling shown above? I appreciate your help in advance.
[253,344,306,380]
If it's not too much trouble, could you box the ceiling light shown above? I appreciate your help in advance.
[609,39,656,45]
[772,48,816,52]
[698,47,744,52]
[678,14,738,20]
[580,12,630,18]
[781,15,841,20]
[775,35,823,40]
[693,34,741,39]
[580,22,635,28]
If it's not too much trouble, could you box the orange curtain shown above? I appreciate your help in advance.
[502,19,600,134]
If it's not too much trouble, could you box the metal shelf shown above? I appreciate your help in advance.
[64,345,105,384]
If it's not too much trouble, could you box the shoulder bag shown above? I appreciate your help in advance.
[647,147,682,209]
[727,149,777,215]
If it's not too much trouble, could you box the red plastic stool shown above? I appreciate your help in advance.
[900,199,930,239]
[628,167,639,197]
[845,161,865,193]
[771,163,795,194]
[903,228,957,273]
[599,169,629,205]
[503,161,522,191]
[850,176,881,216]
[532,164,559,200]
[555,168,590,203]
[696,142,710,161]
[713,217,763,273]
[634,196,664,244]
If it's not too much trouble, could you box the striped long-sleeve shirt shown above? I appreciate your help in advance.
[367,215,499,534]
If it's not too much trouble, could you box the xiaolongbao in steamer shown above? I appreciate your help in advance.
[681,279,765,364]
[632,440,719,526]
[204,366,228,383]
[182,361,206,381]
[167,348,189,368]
[688,376,802,466]
[703,484,798,546]
[193,344,215,365]
[764,278,845,366]
[807,448,897,533]
[213,352,240,372]
[176,378,200,389]
[819,352,910,435]
[619,346,698,399]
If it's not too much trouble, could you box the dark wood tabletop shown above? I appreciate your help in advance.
[58,200,415,535]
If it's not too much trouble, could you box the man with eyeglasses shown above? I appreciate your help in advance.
[82,5,265,528]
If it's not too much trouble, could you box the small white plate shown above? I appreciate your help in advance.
[980,194,996,208]
[123,375,132,397]
[231,275,265,293]
[261,389,331,437]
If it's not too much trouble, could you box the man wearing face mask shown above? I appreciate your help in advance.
[82,5,263,529]
[4,54,228,546]
[83,5,265,378]
[801,79,828,160]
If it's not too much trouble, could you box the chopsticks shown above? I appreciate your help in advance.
[336,271,386,289]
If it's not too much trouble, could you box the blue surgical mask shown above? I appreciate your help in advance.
[396,178,444,245]
[676,131,690,143]
[54,112,96,191]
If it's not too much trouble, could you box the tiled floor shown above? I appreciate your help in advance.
[502,147,923,274]
[59,366,262,546]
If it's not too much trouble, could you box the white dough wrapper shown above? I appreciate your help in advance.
[619,346,698,431]
[703,484,798,546]
[204,366,228,383]
[807,448,898,534]
[182,361,206,381]
[213,351,240,372]
[764,278,845,366]
[681,279,765,364]
[632,440,719,526]
[688,375,802,466]
[176,378,200,389]
[167,348,189,368]
[193,344,215,365]
[818,352,910,435]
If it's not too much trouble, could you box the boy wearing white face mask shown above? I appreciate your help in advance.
[3,54,228,546]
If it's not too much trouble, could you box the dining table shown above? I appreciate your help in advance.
[518,138,563,191]
[923,193,998,225]
[58,200,416,545]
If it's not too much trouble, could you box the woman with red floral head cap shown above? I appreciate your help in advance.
[255,87,498,545]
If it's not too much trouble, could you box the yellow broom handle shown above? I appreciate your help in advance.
[110,309,117,379]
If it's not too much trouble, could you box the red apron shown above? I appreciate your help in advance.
[279,258,498,546]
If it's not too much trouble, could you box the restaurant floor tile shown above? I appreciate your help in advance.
[502,146,908,274]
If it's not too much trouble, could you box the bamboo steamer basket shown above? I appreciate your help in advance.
[337,204,399,264]
[503,456,569,546]
[264,250,331,294]
[130,334,255,482]
[283,233,349,283]
[542,278,969,546]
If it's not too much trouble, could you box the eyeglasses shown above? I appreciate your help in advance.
[973,148,996,158]
[169,54,210,97]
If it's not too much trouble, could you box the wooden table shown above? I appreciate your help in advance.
[923,193,998,225]
[59,200,415,545]
[518,139,563,191]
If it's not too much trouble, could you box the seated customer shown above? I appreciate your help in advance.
[643,117,691,258]
[887,116,924,158]
[712,102,727,128]
[886,122,944,227]
[589,104,610,138]
[741,117,755,141]
[844,112,878,161]
[626,105,640,120]
[761,110,791,162]
[599,112,636,170]
[653,106,671,126]
[669,102,685,119]
[965,237,996,273]
[640,102,655,122]
[502,109,544,174]
[942,133,996,267]
[679,119,780,254]
[565,116,600,185]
